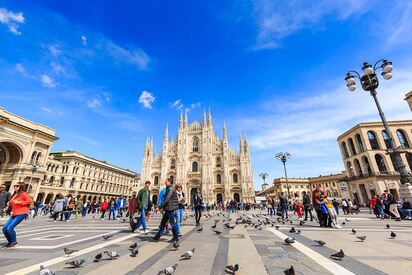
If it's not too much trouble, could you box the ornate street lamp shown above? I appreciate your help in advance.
[259,172,269,191]
[276,152,291,199]
[27,162,38,194]
[345,60,412,185]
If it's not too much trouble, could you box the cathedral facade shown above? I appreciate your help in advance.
[140,110,255,204]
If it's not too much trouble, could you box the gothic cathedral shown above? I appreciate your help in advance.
[140,110,255,204]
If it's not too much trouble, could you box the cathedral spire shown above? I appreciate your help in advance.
[223,120,228,145]
[184,109,188,128]
[179,109,183,129]
[208,108,213,128]
[203,109,207,127]
[239,133,243,154]
[244,131,249,153]
[163,123,168,144]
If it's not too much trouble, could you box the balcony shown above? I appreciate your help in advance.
[348,171,399,180]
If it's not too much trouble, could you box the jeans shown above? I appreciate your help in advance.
[304,205,313,221]
[2,214,27,244]
[280,205,288,219]
[108,208,116,220]
[155,210,178,241]
[82,207,87,217]
[175,208,184,235]
[136,207,147,231]
[195,207,202,226]
[100,210,106,219]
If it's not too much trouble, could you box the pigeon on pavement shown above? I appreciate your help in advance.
[39,265,55,275]
[284,237,295,244]
[345,218,350,222]
[284,265,295,275]
[357,236,366,242]
[130,247,139,257]
[289,227,296,233]
[158,264,178,274]
[102,234,113,240]
[342,222,346,226]
[180,248,195,260]
[213,229,222,235]
[63,248,78,256]
[299,221,305,226]
[129,242,138,251]
[104,251,119,260]
[65,259,86,268]
[314,240,326,246]
[386,224,390,229]
[225,223,236,229]
[275,225,280,230]
[93,253,102,262]
[226,264,239,273]
[197,227,203,233]
[330,250,345,260]
[351,228,356,234]
[390,231,397,239]
[296,230,301,234]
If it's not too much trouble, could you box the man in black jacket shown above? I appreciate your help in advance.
[152,178,180,248]
[302,191,313,221]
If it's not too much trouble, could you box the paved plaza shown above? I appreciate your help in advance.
[1,210,411,275]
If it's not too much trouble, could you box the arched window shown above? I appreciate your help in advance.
[381,130,392,149]
[70,178,75,188]
[154,176,159,185]
[348,138,356,155]
[406,153,412,171]
[346,161,354,177]
[375,154,388,174]
[354,159,362,176]
[170,159,176,169]
[192,161,198,172]
[396,129,410,148]
[216,174,222,184]
[35,152,41,164]
[362,156,372,175]
[49,176,54,184]
[192,136,199,152]
[355,134,365,153]
[390,155,401,173]
[233,173,238,183]
[341,142,349,158]
[216,157,222,168]
[368,131,380,150]
[30,151,37,165]
[60,177,65,187]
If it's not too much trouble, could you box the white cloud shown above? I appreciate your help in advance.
[384,2,412,47]
[0,8,24,35]
[15,63,27,75]
[50,62,66,75]
[41,74,56,88]
[41,106,52,113]
[170,99,184,110]
[106,41,150,70]
[190,102,201,109]
[81,35,87,46]
[87,98,102,109]
[48,45,61,57]
[138,90,155,109]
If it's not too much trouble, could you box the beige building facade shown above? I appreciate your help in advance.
[0,107,138,204]
[337,120,412,204]
[140,110,255,204]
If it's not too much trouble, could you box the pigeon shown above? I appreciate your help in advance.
[129,242,138,251]
[225,223,236,229]
[289,227,296,233]
[299,221,305,226]
[39,265,55,275]
[93,253,102,262]
[180,248,195,260]
[104,251,119,260]
[290,220,293,224]
[357,236,366,242]
[386,224,390,229]
[226,264,239,273]
[351,228,356,234]
[102,234,113,240]
[330,250,345,260]
[214,219,220,223]
[63,248,79,256]
[342,222,346,226]
[296,230,301,234]
[158,264,178,275]
[130,247,139,257]
[211,224,217,229]
[122,218,127,222]
[196,227,203,233]
[390,231,396,239]
[284,265,295,275]
[213,230,222,235]
[65,259,86,268]
[345,218,350,222]
[275,225,280,230]
[285,237,295,244]
[314,240,326,246]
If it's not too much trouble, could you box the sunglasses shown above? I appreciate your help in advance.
[14,185,20,187]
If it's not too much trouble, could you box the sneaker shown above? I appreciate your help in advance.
[173,240,179,249]
[151,236,160,241]
[144,230,148,234]
[6,242,17,248]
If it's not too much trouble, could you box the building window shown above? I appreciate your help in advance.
[355,134,364,153]
[192,161,199,172]
[341,142,349,158]
[375,154,388,174]
[192,136,199,152]
[233,173,238,183]
[407,153,412,171]
[216,174,221,184]
[368,131,380,150]
[154,176,159,185]
[354,158,363,176]
[347,161,354,177]
[30,151,37,165]
[348,138,356,155]
[60,177,65,187]
[170,159,176,169]
[396,129,410,148]
[216,157,222,168]
[381,130,392,149]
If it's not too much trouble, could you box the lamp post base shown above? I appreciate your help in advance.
[399,184,412,204]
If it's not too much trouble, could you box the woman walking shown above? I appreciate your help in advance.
[175,184,186,236]
[192,189,203,227]
[2,182,33,248]
[52,194,65,222]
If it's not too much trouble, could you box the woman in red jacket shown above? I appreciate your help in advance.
[100,199,109,220]
[2,182,33,248]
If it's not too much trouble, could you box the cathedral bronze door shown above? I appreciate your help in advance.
[216,193,222,203]
[234,193,240,202]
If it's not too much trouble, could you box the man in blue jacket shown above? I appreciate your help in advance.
[116,196,126,218]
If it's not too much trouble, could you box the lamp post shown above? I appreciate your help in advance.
[27,163,38,195]
[345,60,412,186]
[259,172,268,191]
[98,178,104,203]
[276,152,291,199]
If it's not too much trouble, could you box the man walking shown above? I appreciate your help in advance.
[128,192,138,221]
[116,196,126,218]
[279,192,288,220]
[302,191,313,221]
[135,181,152,234]
[0,185,11,217]
[152,178,179,248]
[385,190,401,221]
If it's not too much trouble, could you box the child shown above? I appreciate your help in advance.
[295,196,303,220]
[323,195,341,229]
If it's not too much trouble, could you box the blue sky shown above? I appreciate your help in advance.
[1,1,412,189]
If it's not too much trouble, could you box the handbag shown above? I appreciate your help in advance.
[321,204,328,214]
